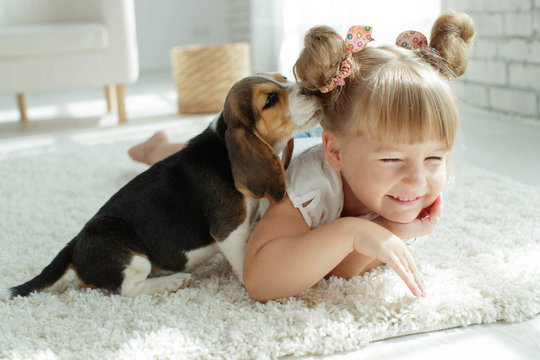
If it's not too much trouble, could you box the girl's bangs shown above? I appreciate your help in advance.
[355,66,458,148]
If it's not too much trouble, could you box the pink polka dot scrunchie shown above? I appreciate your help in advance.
[320,25,374,93]
[395,30,428,50]
[395,29,453,77]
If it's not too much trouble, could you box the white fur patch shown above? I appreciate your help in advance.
[287,85,322,134]
[140,273,192,294]
[217,198,259,283]
[184,244,219,272]
[120,255,152,297]
[121,255,193,296]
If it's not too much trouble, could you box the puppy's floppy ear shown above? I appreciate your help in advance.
[281,138,294,170]
[226,125,286,203]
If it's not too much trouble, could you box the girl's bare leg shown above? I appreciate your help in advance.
[128,131,185,165]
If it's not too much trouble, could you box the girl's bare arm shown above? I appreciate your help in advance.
[243,195,425,302]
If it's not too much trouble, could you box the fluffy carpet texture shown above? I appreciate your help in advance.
[1,132,539,360]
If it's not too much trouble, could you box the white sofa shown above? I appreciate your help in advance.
[0,0,139,123]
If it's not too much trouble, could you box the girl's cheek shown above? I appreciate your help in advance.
[435,172,446,190]
[432,165,447,191]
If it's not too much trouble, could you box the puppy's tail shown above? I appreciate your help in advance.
[9,242,74,298]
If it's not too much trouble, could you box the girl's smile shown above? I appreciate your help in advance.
[386,194,423,205]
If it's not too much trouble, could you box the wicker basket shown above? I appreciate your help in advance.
[170,42,251,114]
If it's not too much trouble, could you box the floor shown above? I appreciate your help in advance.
[1,70,539,359]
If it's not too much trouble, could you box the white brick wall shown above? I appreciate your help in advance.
[442,0,540,122]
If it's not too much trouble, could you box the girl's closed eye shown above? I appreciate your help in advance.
[381,158,403,163]
[426,152,448,161]
[380,156,445,163]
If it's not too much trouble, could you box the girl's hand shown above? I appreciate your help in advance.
[374,194,443,240]
[353,223,426,297]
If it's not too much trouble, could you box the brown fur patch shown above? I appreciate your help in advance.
[226,125,286,202]
[282,138,294,170]
[269,73,288,82]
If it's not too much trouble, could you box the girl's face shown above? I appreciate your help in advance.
[324,132,449,223]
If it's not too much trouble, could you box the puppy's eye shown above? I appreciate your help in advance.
[263,92,279,109]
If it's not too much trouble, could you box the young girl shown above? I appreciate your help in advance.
[242,11,474,301]
[130,11,474,302]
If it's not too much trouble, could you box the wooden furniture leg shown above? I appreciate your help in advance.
[115,84,127,123]
[105,85,115,113]
[17,93,28,123]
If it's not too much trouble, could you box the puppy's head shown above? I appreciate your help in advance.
[223,73,321,203]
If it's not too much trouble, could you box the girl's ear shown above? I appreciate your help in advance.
[322,129,343,171]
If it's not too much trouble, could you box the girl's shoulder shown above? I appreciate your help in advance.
[286,143,343,228]
[286,143,329,184]
[290,141,325,164]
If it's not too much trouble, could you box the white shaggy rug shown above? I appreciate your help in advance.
[1,128,540,360]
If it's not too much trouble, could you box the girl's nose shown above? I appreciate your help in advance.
[401,164,426,187]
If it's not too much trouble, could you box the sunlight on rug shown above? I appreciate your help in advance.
[1,128,539,360]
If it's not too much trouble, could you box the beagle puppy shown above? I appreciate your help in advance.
[9,73,321,297]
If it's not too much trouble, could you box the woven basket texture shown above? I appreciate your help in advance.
[171,42,251,114]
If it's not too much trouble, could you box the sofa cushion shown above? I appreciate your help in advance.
[0,22,108,58]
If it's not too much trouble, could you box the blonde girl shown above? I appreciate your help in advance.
[243,12,475,302]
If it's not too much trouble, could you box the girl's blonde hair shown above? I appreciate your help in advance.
[293,12,475,149]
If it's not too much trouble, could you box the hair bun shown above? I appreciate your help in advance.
[293,26,345,91]
[429,11,475,77]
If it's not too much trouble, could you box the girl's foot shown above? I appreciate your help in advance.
[128,131,171,165]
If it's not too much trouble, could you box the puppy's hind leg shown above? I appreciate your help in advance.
[140,272,192,295]
[120,255,151,297]
[120,255,191,296]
